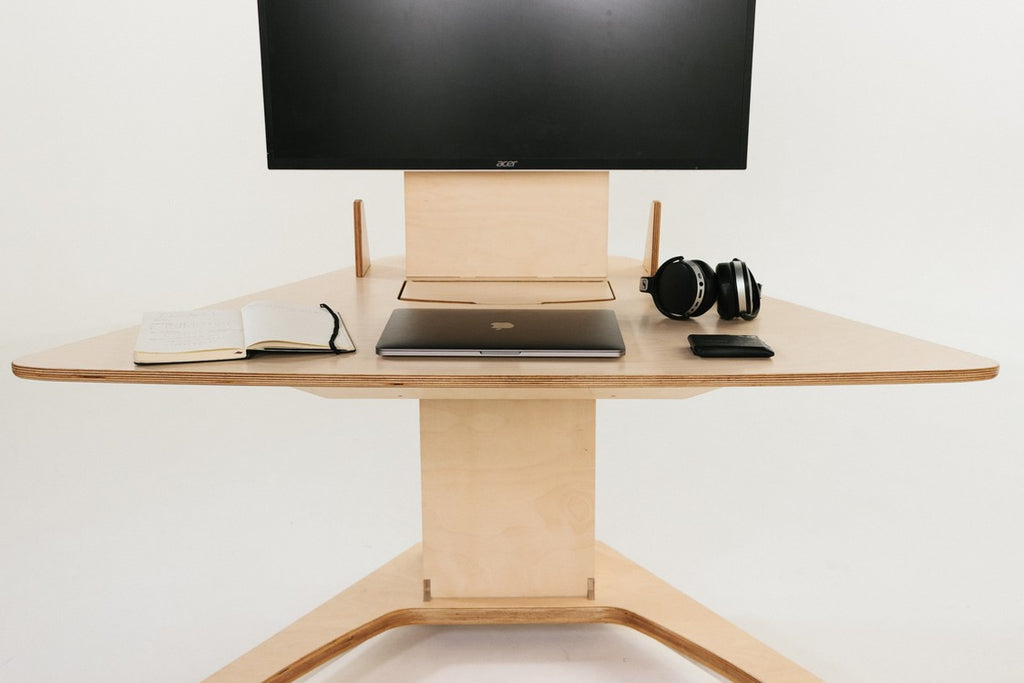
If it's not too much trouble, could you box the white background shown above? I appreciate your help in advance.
[2,1,1022,681]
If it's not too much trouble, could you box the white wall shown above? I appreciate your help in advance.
[2,2,1021,681]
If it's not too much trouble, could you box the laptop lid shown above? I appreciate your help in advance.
[375,308,625,358]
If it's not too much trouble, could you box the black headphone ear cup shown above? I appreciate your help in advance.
[715,261,740,319]
[715,258,761,320]
[644,256,718,319]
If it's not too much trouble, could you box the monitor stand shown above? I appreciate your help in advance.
[400,171,615,305]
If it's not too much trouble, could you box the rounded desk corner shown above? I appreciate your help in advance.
[986,361,1001,381]
[11,360,41,381]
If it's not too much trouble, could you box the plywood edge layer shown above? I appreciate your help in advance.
[263,605,756,683]
[11,362,1000,388]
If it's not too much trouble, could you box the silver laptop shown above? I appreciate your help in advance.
[375,308,625,358]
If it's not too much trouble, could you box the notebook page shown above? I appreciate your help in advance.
[240,301,339,349]
[135,310,245,354]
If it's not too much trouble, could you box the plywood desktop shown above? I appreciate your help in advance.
[11,176,998,681]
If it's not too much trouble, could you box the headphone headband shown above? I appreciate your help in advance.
[684,260,708,317]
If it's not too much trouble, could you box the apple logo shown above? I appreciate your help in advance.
[490,321,514,331]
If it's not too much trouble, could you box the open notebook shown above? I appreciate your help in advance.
[134,301,353,364]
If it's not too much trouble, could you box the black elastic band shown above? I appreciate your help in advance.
[320,303,343,353]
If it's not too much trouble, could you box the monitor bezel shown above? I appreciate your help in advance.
[257,0,756,172]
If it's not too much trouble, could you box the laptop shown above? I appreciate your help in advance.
[375,308,625,358]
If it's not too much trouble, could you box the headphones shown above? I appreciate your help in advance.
[640,257,761,320]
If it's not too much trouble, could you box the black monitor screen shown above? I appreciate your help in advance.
[257,0,756,170]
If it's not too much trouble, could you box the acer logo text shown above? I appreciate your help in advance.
[495,160,518,168]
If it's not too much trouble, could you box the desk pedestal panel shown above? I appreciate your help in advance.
[421,399,595,599]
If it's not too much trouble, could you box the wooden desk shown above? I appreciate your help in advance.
[12,256,998,682]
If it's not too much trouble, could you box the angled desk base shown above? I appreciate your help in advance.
[205,543,819,683]
[205,398,821,683]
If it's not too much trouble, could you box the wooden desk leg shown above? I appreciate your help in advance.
[204,399,822,682]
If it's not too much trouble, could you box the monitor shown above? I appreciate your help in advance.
[256,0,756,171]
